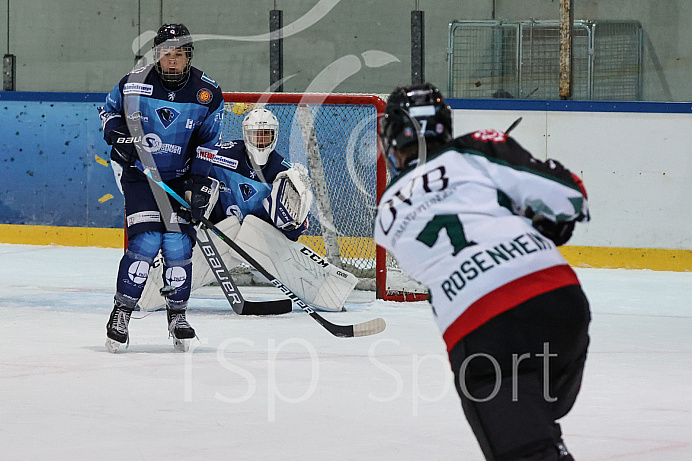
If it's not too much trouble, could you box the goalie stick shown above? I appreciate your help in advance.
[138,165,386,338]
[196,226,292,316]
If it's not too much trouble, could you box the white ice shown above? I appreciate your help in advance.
[0,243,691,460]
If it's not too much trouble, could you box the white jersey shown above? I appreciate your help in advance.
[374,129,589,352]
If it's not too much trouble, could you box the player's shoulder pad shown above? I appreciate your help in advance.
[264,150,291,181]
[455,129,578,185]
[190,67,222,94]
[453,129,534,167]
[187,67,223,107]
[200,72,219,88]
[122,64,153,83]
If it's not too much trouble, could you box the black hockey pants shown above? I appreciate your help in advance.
[449,284,590,461]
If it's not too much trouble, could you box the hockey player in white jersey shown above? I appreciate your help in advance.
[138,108,357,314]
[374,83,590,461]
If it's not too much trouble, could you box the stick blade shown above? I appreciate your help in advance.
[352,317,386,337]
[238,299,293,316]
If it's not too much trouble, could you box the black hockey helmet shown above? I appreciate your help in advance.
[379,83,452,176]
[153,24,194,86]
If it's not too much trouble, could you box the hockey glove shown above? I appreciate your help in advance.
[184,175,213,223]
[108,125,139,165]
[532,216,575,246]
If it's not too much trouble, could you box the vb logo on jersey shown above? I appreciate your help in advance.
[156,107,180,129]
[239,183,258,202]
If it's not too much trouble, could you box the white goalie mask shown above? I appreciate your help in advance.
[242,108,279,166]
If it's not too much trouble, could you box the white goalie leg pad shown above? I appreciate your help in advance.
[234,215,357,312]
[136,216,243,311]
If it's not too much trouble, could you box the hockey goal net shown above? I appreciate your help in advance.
[220,92,427,301]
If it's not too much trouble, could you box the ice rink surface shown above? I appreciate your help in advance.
[1,243,691,460]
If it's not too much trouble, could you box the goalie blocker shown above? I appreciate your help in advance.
[138,214,357,312]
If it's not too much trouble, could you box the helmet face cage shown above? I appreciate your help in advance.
[242,109,279,167]
[153,24,194,86]
[379,83,452,177]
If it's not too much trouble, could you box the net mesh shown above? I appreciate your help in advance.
[219,95,379,279]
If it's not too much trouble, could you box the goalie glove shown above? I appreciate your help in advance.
[184,175,214,223]
[263,164,314,231]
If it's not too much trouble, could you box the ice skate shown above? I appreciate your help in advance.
[106,300,133,353]
[167,308,195,352]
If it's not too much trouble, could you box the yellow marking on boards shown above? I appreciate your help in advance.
[95,154,109,167]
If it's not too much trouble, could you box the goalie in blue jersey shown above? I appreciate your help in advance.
[98,24,223,352]
[208,107,312,240]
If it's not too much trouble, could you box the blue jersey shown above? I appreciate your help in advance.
[99,65,223,181]
[206,140,307,240]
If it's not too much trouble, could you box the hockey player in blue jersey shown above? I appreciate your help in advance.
[98,24,223,352]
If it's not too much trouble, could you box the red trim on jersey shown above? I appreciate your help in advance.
[442,264,580,352]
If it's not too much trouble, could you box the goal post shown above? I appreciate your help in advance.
[220,92,428,301]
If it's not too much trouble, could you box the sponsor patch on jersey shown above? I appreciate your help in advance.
[197,88,213,104]
[126,211,161,226]
[123,83,154,96]
[239,183,258,202]
[140,133,163,152]
[201,73,219,88]
[156,107,181,129]
[211,155,239,170]
[195,147,217,162]
[127,111,149,122]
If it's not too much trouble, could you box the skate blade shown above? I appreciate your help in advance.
[105,338,122,353]
[173,338,190,352]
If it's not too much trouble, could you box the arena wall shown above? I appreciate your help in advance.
[1,92,690,270]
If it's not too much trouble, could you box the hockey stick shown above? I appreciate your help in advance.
[139,166,385,337]
[196,226,292,315]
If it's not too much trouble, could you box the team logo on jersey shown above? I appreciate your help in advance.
[197,88,213,104]
[239,183,258,202]
[123,83,153,96]
[156,107,180,129]
[168,92,176,101]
